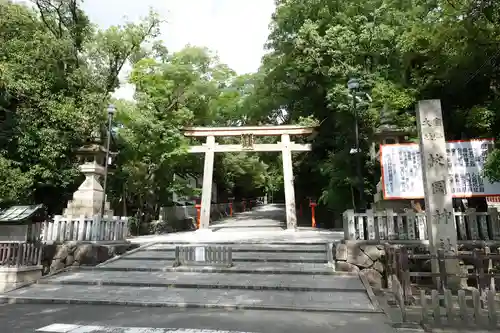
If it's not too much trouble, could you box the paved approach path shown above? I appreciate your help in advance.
[130,204,344,244]
[0,204,398,333]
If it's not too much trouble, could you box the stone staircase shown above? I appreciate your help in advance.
[2,241,381,313]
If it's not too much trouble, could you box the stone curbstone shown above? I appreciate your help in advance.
[79,265,346,275]
[359,271,381,311]
[37,279,366,293]
[146,248,327,253]
[6,296,384,314]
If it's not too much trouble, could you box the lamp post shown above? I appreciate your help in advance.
[347,78,364,211]
[101,104,116,218]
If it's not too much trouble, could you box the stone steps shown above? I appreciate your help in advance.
[5,283,380,313]
[37,270,364,292]
[2,236,378,314]
[148,243,327,252]
[92,260,336,274]
[124,250,327,263]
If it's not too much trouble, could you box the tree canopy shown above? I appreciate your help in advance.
[2,0,500,227]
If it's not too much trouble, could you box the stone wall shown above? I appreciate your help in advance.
[333,242,386,290]
[41,241,138,275]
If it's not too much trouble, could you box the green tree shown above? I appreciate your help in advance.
[0,0,161,211]
[250,0,500,223]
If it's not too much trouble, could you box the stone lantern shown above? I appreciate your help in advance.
[62,128,116,217]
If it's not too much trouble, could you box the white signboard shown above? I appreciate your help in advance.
[380,139,498,199]
[195,246,205,261]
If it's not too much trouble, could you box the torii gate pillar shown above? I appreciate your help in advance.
[281,134,297,229]
[199,135,215,230]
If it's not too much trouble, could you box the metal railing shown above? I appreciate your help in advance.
[174,245,233,267]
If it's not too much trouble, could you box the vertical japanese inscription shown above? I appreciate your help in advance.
[416,99,459,280]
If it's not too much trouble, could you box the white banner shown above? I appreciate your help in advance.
[380,139,498,199]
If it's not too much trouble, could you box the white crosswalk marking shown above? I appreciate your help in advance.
[36,323,256,333]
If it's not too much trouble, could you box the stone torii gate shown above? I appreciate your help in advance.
[183,125,315,230]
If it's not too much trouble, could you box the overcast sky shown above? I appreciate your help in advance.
[80,0,276,100]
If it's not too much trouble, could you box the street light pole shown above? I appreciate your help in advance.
[101,104,116,218]
[347,79,365,211]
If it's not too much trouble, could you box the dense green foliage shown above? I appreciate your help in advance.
[2,0,500,226]
[0,0,278,221]
[255,0,500,219]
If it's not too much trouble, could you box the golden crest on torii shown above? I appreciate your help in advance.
[240,134,254,150]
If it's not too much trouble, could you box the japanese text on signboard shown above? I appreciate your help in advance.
[380,140,496,199]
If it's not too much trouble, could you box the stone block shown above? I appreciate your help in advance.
[336,243,374,268]
[371,260,384,273]
[360,244,384,261]
[361,268,383,290]
[335,244,347,261]
[45,241,133,274]
[0,266,42,292]
[347,251,373,268]
[335,261,360,272]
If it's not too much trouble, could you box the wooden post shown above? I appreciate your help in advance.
[437,249,448,290]
[416,99,460,286]
[366,209,376,240]
[309,199,317,228]
[77,215,86,241]
[343,209,356,239]
[195,204,201,229]
[199,136,215,229]
[488,207,500,240]
[281,134,297,230]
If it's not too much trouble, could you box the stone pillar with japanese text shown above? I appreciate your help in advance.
[416,100,460,285]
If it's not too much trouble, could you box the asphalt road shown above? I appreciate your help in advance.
[0,303,397,333]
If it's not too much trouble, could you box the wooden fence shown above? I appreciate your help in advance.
[387,244,500,328]
[343,208,500,241]
[33,215,129,242]
[0,242,43,267]
[387,246,500,303]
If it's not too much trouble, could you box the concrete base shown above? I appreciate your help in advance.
[0,265,42,292]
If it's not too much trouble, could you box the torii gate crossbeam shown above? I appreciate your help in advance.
[184,125,316,231]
